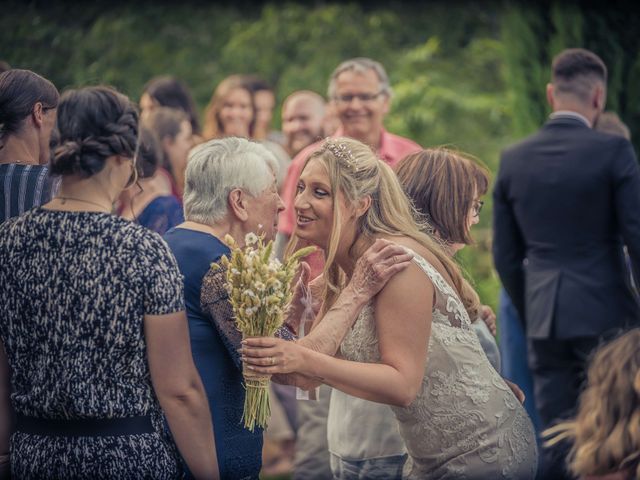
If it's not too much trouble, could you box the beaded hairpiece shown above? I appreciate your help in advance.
[323,139,360,172]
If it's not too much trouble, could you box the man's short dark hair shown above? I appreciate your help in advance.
[552,48,607,102]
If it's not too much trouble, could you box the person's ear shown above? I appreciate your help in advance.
[354,195,372,219]
[228,188,249,221]
[32,102,44,128]
[593,84,606,111]
[546,83,555,109]
[381,94,391,116]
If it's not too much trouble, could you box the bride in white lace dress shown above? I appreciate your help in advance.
[242,138,538,479]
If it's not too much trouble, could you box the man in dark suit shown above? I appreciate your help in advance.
[493,48,640,479]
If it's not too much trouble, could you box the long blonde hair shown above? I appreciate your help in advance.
[544,328,640,479]
[202,75,255,140]
[287,137,480,318]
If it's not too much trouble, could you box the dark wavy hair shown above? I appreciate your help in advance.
[143,76,201,135]
[143,106,188,175]
[136,126,163,179]
[0,69,59,141]
[51,86,138,178]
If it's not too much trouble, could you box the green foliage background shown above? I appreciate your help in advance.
[2,0,638,314]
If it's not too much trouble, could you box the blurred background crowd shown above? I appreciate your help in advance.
[2,1,639,479]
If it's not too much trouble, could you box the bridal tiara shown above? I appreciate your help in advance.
[323,139,360,172]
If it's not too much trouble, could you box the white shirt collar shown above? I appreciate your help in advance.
[549,111,591,128]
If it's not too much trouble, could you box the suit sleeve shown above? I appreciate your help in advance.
[612,139,640,285]
[492,154,527,323]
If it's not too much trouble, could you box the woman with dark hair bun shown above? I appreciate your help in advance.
[0,69,60,222]
[0,86,218,478]
[140,75,202,139]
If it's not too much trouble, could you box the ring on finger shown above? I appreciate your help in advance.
[270,356,275,366]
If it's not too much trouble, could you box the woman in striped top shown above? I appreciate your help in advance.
[0,69,60,223]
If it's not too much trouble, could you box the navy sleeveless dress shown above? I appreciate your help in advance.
[164,228,263,480]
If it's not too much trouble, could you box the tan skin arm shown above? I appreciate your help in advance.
[145,312,219,480]
[242,250,434,407]
[0,342,11,479]
[266,239,414,390]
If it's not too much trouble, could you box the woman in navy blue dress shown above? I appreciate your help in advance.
[164,137,286,479]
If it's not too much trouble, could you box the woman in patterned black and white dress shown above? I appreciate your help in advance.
[0,86,218,479]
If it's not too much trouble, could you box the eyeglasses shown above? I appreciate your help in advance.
[472,200,484,217]
[333,91,385,104]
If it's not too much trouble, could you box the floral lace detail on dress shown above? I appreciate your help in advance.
[339,248,538,479]
[409,251,471,330]
[340,303,379,364]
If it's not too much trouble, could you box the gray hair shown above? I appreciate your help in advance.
[183,137,279,225]
[327,57,393,100]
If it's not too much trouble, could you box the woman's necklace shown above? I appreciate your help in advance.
[55,196,112,212]
[0,158,38,165]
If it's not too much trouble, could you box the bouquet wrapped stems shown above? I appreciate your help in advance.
[241,335,272,431]
[220,233,314,431]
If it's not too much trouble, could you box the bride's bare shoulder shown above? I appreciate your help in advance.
[377,234,445,271]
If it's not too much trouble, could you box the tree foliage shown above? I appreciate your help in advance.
[501,1,640,151]
[3,1,638,312]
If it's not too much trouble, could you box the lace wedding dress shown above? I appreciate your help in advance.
[339,250,538,479]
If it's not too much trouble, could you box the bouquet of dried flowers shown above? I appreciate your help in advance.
[219,232,315,431]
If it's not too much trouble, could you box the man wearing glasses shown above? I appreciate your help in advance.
[278,58,421,260]
[279,58,420,480]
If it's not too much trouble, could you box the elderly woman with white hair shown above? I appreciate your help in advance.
[163,137,411,478]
